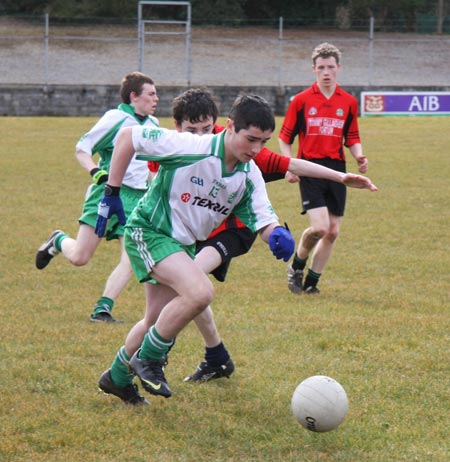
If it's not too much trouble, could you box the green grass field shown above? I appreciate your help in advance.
[1,116,449,462]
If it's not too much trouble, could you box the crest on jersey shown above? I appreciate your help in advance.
[181,192,191,203]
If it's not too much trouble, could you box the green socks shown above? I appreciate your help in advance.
[110,346,134,387]
[54,233,68,252]
[109,328,174,388]
[93,296,114,315]
[140,326,174,361]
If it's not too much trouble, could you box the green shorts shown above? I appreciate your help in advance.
[124,225,196,283]
[79,183,147,241]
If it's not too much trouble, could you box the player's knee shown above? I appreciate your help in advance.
[327,229,339,242]
[310,227,327,241]
[189,279,214,315]
[69,250,93,266]
[197,282,215,308]
[69,255,90,266]
[325,224,340,242]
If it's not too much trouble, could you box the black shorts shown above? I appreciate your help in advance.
[196,227,257,282]
[299,158,347,217]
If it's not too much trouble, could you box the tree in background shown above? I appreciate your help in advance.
[0,0,447,33]
[0,0,138,17]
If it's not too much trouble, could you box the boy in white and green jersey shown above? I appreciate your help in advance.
[95,94,296,402]
[35,72,159,323]
[125,127,279,281]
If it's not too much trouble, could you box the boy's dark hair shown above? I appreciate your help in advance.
[120,72,155,104]
[172,88,218,125]
[228,94,275,133]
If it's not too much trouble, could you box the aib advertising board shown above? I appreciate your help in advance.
[361,92,450,116]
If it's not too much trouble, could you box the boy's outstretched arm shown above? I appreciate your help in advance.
[288,158,377,191]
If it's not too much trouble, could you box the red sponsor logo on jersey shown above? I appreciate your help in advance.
[181,192,191,203]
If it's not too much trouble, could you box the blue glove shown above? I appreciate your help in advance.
[269,225,295,262]
[95,185,126,237]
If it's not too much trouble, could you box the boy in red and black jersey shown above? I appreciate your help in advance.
[279,42,371,295]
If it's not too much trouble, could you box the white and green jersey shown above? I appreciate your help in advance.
[76,103,158,190]
[129,126,278,245]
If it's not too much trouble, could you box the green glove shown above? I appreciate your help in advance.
[90,168,108,185]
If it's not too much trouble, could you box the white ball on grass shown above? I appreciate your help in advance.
[291,375,349,432]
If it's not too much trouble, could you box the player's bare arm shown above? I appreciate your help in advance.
[75,148,98,173]
[349,143,368,173]
[76,148,109,185]
[108,127,135,187]
[341,173,377,191]
[288,157,377,191]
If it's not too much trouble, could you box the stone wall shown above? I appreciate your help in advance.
[1,84,449,117]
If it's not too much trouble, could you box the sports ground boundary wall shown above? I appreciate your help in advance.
[1,84,450,117]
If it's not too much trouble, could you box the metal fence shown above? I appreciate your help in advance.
[1,15,450,88]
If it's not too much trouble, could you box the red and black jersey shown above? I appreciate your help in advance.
[255,147,290,183]
[208,146,290,238]
[279,82,360,162]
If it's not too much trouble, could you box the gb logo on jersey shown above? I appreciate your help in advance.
[190,176,204,186]
[181,192,191,203]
